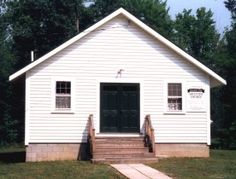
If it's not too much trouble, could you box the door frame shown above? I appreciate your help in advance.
[100,83,140,133]
[96,78,144,134]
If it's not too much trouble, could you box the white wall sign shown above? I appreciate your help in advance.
[186,83,206,112]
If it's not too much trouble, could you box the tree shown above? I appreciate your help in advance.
[90,0,173,39]
[0,0,233,147]
[212,33,236,148]
[213,0,236,148]
[0,0,174,145]
[0,0,93,145]
[0,9,18,144]
[173,6,236,148]
[225,0,236,20]
[5,0,92,70]
[5,0,173,72]
[89,0,122,20]
[174,8,220,68]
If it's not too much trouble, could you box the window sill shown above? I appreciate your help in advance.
[51,111,74,114]
[187,110,206,113]
[163,111,186,115]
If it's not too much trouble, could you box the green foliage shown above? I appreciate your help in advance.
[209,0,236,149]
[173,8,236,149]
[173,6,236,149]
[5,0,92,70]
[0,107,18,145]
[174,8,220,67]
[90,0,173,39]
[0,10,18,145]
[90,0,123,19]
[0,0,174,145]
[225,0,236,20]
[0,0,235,149]
[121,0,173,38]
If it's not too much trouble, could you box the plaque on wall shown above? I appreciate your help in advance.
[186,84,206,112]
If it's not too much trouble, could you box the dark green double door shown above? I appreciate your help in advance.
[100,83,140,133]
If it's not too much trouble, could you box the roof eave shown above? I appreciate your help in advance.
[120,9,227,87]
[9,8,126,81]
[9,8,227,87]
[211,77,227,88]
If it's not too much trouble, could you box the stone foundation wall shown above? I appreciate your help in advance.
[155,143,209,157]
[26,143,88,162]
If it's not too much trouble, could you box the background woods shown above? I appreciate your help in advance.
[0,0,235,149]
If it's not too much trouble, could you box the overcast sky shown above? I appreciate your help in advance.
[166,0,232,33]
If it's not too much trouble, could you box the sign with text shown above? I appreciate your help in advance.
[186,84,206,111]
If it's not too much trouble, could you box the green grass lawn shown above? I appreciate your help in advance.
[0,146,125,179]
[0,161,125,179]
[0,146,235,179]
[149,150,236,179]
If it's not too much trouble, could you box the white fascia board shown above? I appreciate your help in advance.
[120,9,226,87]
[9,8,125,81]
[9,8,227,87]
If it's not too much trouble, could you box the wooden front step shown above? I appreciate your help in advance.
[95,147,147,153]
[93,153,155,159]
[91,136,156,163]
[95,144,145,148]
[95,142,145,148]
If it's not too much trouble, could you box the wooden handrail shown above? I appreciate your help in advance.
[144,115,155,154]
[88,114,95,158]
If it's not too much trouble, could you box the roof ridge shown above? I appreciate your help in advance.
[9,7,226,87]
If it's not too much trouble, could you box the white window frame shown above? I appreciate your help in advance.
[51,77,75,114]
[164,81,186,115]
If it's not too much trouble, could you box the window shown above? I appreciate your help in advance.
[55,81,71,110]
[167,83,182,111]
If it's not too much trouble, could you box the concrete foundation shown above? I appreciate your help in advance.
[155,143,209,157]
[26,143,209,162]
[26,143,88,162]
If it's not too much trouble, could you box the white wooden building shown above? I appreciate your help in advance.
[10,8,226,162]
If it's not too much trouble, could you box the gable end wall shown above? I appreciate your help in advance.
[25,15,210,145]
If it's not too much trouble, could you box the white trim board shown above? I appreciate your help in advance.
[9,8,226,87]
[25,74,30,145]
[50,77,75,113]
[163,80,186,114]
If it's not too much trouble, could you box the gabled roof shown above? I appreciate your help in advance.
[9,8,226,87]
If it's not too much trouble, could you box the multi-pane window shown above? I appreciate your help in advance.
[167,83,182,111]
[55,81,71,110]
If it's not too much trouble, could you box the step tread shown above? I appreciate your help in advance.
[95,148,147,151]
[95,140,144,143]
[95,144,145,147]
[95,137,144,141]
[95,136,144,138]
[93,153,155,158]
[94,150,150,155]
[91,136,154,164]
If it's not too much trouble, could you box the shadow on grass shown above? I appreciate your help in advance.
[0,151,25,163]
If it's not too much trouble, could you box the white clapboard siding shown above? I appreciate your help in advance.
[26,15,210,144]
